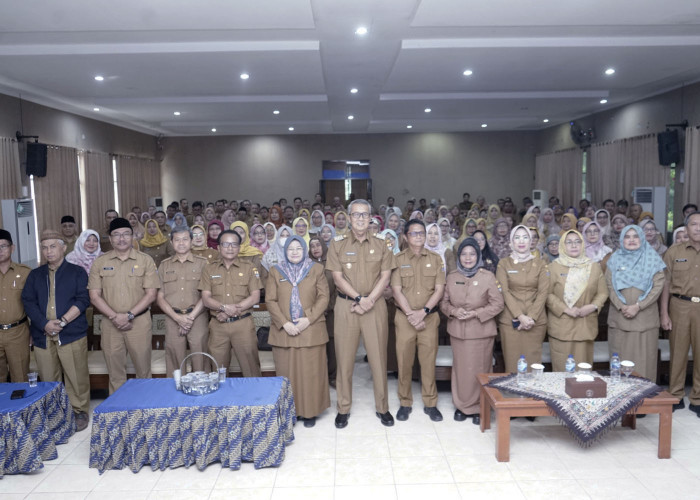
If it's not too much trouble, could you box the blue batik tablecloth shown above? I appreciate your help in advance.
[0,382,76,477]
[89,377,296,473]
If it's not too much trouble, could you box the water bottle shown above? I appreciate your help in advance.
[610,352,621,384]
[517,355,528,386]
[565,355,576,377]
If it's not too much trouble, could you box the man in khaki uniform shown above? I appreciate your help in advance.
[661,211,700,416]
[100,209,118,252]
[326,199,397,428]
[391,219,445,422]
[0,229,31,382]
[199,230,262,377]
[88,218,159,394]
[157,227,208,376]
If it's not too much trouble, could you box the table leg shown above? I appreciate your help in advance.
[658,407,672,459]
[621,413,637,429]
[480,386,491,431]
[495,411,511,462]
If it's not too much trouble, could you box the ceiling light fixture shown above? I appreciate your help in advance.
[600,99,608,104]
[481,123,488,128]
[350,88,358,94]
[288,127,295,131]
[240,73,250,80]
[94,75,104,81]
[424,108,431,113]
[355,26,368,36]
[543,119,549,123]
[173,111,181,116]
[211,128,217,132]
[406,125,413,129]
[463,69,473,76]
[273,110,280,115]
[348,115,354,120]
[93,107,100,111]
[605,68,615,75]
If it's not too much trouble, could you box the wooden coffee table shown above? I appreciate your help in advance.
[478,373,678,462]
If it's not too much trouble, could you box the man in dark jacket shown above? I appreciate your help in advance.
[22,229,91,431]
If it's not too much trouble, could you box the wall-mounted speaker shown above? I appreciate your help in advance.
[26,143,48,177]
[657,130,680,166]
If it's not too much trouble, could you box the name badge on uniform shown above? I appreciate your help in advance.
[211,274,221,278]
[401,264,411,268]
[560,273,567,277]
[346,252,356,256]
[103,267,114,270]
[507,270,518,274]
[280,278,288,282]
[675,259,688,262]
[456,281,465,285]
[165,270,175,274]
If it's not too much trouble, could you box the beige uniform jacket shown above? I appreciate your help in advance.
[0,262,31,324]
[440,268,504,340]
[390,248,446,310]
[141,242,175,268]
[192,247,220,263]
[158,253,208,310]
[496,256,549,326]
[663,242,700,297]
[605,268,664,331]
[326,232,396,295]
[265,264,329,348]
[546,261,608,341]
[198,258,263,315]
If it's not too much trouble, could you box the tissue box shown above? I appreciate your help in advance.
[565,377,607,398]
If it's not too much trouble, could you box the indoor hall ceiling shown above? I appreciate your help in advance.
[0,0,699,137]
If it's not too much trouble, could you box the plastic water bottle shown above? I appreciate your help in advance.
[610,352,621,384]
[517,355,528,386]
[565,355,576,377]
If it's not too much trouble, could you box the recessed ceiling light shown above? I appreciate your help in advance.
[94,75,104,81]
[355,26,368,36]
[543,119,549,123]
[463,69,473,76]
[605,68,615,75]
[600,99,608,104]
[348,115,354,120]
[173,111,181,116]
[406,125,413,129]
[211,128,217,132]
[481,123,488,128]
[288,127,295,131]
[93,107,100,111]
[350,88,358,94]
[273,110,280,115]
[240,73,250,80]
[424,108,431,113]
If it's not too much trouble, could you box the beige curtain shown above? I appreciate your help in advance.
[683,126,700,207]
[0,137,22,201]
[33,146,80,234]
[82,151,115,232]
[116,155,161,214]
[534,148,583,208]
[589,134,670,206]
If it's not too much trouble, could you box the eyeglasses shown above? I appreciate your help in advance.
[565,239,582,246]
[110,232,132,240]
[0,244,11,250]
[585,229,600,235]
[192,232,205,238]
[643,227,657,233]
[350,212,370,219]
[220,242,240,249]
[407,231,426,238]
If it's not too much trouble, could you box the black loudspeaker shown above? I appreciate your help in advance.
[26,143,48,177]
[658,130,680,166]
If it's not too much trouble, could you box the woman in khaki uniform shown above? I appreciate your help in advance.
[606,225,666,380]
[441,238,504,424]
[547,230,608,371]
[266,235,330,427]
[140,219,175,267]
[190,225,220,262]
[496,225,549,373]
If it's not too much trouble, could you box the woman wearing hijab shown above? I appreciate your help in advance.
[269,206,284,228]
[471,230,499,275]
[310,210,325,235]
[333,211,349,236]
[266,235,330,427]
[262,225,292,271]
[540,208,560,237]
[220,209,236,229]
[191,224,219,262]
[438,217,456,250]
[140,219,175,267]
[319,223,335,247]
[547,230,608,371]
[485,204,502,232]
[207,220,224,250]
[292,216,311,244]
[606,225,666,380]
[380,228,400,255]
[386,212,401,234]
[66,229,103,274]
[559,213,577,235]
[409,210,423,221]
[127,212,145,241]
[140,212,151,225]
[440,238,504,424]
[250,223,270,254]
[489,218,512,260]
[641,219,667,256]
[583,221,613,265]
[543,234,560,262]
[424,222,447,272]
[595,209,613,243]
[528,227,544,259]
[172,212,188,230]
[424,208,437,225]
[496,225,550,373]
[609,214,628,251]
[522,212,539,230]
[263,222,277,246]
[324,211,335,225]
[576,217,590,233]
[309,234,337,387]
[204,207,216,224]
[673,226,689,245]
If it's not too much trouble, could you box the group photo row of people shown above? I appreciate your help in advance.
[2,191,699,433]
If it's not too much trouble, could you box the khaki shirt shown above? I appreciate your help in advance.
[663,243,700,296]
[198,258,263,314]
[326,231,396,295]
[88,249,160,312]
[192,247,220,263]
[158,253,208,310]
[0,262,31,324]
[141,242,175,268]
[390,248,445,310]
[495,256,550,325]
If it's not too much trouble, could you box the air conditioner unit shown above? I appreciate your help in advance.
[148,196,163,211]
[631,187,667,236]
[1,198,38,268]
[532,189,549,209]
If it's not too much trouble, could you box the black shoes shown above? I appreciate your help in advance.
[376,411,395,427]
[424,407,443,422]
[396,406,412,421]
[471,414,480,425]
[673,399,686,412]
[74,411,89,432]
[454,409,479,425]
[303,417,316,428]
[689,403,700,417]
[335,413,349,429]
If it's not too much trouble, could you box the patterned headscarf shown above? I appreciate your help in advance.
[489,218,512,259]
[207,220,224,249]
[274,235,315,322]
[380,229,400,255]
[456,238,484,278]
[557,230,592,308]
[582,221,612,262]
[310,210,325,234]
[607,225,666,304]
[65,229,103,274]
[249,223,270,254]
[424,222,447,270]
[230,221,263,257]
[292,216,310,244]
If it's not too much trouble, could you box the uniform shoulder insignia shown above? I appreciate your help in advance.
[374,233,385,239]
[252,267,260,279]
[334,235,346,241]
[496,280,503,292]
[193,254,207,261]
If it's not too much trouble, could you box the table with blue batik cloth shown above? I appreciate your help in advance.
[0,382,76,478]
[89,376,296,473]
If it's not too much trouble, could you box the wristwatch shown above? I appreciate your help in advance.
[354,295,362,303]
[423,307,431,314]
[127,311,135,321]
[59,317,67,328]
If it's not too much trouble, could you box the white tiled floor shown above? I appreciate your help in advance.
[3,356,700,500]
